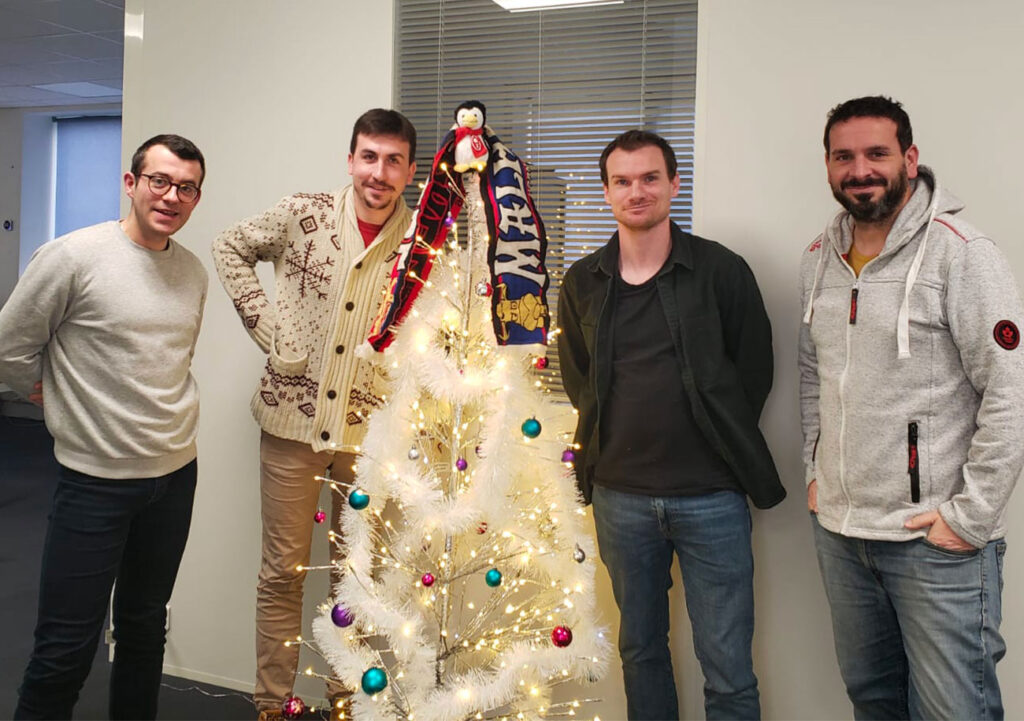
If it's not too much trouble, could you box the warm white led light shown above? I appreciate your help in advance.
[491,0,622,12]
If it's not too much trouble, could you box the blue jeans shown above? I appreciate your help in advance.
[14,461,197,720]
[592,485,760,720]
[812,515,1006,720]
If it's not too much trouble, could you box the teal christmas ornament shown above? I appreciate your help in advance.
[521,417,542,438]
[485,568,502,587]
[348,489,370,510]
[361,667,388,694]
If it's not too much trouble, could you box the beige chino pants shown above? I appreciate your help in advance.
[254,430,355,711]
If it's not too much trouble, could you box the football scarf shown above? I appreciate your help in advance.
[366,128,549,351]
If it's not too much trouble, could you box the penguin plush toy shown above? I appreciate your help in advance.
[452,100,489,173]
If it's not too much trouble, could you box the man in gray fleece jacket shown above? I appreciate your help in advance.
[800,96,1024,720]
[0,134,207,720]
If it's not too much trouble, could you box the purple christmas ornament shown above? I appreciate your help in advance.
[331,604,354,628]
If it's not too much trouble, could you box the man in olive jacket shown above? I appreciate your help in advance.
[557,129,784,721]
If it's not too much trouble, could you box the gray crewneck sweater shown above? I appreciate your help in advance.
[0,221,208,478]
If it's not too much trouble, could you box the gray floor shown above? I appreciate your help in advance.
[0,416,260,720]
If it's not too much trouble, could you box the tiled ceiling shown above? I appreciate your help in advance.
[0,0,124,108]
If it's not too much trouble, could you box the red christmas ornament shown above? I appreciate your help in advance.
[421,572,436,587]
[551,625,573,648]
[533,356,549,369]
[281,696,306,719]
[313,509,326,524]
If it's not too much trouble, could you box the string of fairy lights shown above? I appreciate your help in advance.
[273,167,608,721]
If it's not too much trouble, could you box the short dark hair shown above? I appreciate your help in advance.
[349,108,417,160]
[131,134,206,185]
[599,129,677,186]
[824,96,913,153]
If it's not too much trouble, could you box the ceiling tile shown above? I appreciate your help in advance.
[34,32,123,60]
[0,9,68,40]
[0,83,109,106]
[0,0,124,108]
[90,57,123,76]
[5,0,123,33]
[33,81,121,98]
[0,59,109,85]
[0,40,68,65]
[92,75,122,90]
[92,29,124,44]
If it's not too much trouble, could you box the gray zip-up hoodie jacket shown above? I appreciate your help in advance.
[799,166,1024,548]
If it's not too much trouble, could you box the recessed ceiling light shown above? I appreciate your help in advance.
[492,0,624,12]
[32,82,122,98]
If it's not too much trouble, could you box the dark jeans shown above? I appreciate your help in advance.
[14,460,197,720]
[592,485,760,720]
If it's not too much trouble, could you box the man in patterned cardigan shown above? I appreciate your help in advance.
[212,109,416,719]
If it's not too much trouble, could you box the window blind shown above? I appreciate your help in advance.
[395,0,698,396]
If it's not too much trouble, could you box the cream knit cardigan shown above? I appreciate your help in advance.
[212,186,411,452]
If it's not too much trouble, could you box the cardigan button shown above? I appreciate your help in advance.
[355,261,363,269]
[345,301,354,311]
[320,431,330,441]
[327,389,337,399]
[335,344,344,354]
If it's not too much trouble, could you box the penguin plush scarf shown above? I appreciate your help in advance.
[366,128,550,352]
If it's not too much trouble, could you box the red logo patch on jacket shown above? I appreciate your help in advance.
[994,320,1020,350]
[808,238,822,252]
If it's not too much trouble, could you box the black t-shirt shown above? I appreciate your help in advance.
[594,270,741,496]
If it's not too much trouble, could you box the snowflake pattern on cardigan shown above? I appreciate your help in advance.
[212,186,411,450]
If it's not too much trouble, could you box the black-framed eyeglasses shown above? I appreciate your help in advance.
[138,173,201,203]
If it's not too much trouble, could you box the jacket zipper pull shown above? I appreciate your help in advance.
[908,421,920,503]
[849,287,859,325]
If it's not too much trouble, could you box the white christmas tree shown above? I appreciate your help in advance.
[307,172,609,721]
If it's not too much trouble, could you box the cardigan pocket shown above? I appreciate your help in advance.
[269,334,309,376]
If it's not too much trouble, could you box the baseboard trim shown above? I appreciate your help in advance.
[161,664,254,693]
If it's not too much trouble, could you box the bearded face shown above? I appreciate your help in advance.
[831,165,910,223]
[825,116,918,226]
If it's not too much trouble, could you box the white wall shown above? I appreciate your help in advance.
[693,1,1024,719]
[122,0,1024,718]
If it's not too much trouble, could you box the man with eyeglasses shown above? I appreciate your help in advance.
[212,108,416,720]
[0,134,207,719]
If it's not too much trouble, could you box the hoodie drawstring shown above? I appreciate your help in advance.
[804,195,939,360]
[896,197,938,359]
